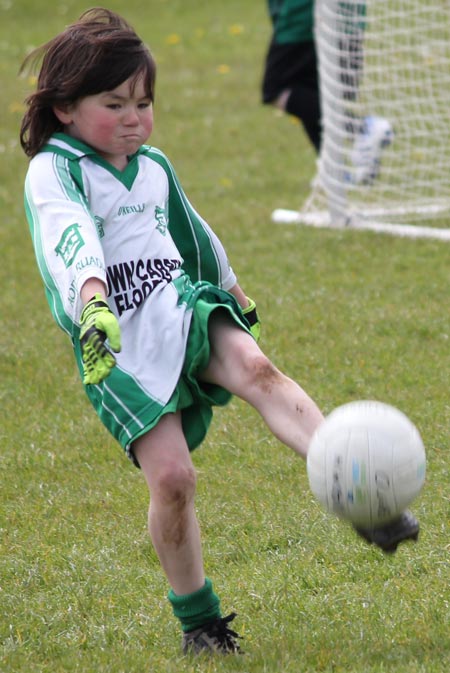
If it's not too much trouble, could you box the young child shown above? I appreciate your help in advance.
[20,7,419,655]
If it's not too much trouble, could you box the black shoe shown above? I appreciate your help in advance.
[182,612,242,655]
[354,510,420,553]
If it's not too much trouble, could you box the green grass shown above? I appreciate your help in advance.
[1,1,449,672]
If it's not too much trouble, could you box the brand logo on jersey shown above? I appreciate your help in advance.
[155,205,168,235]
[55,223,84,268]
[117,203,146,216]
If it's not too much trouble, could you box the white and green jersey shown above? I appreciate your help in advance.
[24,133,237,452]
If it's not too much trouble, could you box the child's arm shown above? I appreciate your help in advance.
[80,278,108,303]
[228,284,261,342]
[227,283,249,309]
[25,153,107,335]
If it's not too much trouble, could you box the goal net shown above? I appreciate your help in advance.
[273,0,450,240]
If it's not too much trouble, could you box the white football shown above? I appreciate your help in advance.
[307,400,426,527]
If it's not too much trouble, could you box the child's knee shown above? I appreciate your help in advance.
[154,461,197,507]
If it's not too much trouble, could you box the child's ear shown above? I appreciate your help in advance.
[53,104,73,125]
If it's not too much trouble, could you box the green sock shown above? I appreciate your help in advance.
[168,577,221,633]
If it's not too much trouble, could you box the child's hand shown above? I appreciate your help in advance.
[79,294,121,384]
[242,297,261,342]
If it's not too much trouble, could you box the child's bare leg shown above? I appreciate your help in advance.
[200,311,324,458]
[133,412,205,595]
[134,413,226,638]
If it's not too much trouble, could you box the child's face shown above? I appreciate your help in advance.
[54,74,153,170]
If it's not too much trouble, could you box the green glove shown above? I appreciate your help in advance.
[79,294,121,385]
[242,296,261,342]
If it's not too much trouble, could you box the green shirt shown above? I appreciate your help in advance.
[267,0,314,45]
[267,1,367,44]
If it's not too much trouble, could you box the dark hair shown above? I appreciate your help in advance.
[20,7,156,157]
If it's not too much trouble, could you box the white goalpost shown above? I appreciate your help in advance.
[273,0,450,241]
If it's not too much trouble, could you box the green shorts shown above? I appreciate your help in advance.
[79,282,250,467]
[161,287,249,457]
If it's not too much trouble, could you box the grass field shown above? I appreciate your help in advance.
[1,1,449,672]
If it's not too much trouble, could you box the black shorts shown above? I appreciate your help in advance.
[262,39,318,103]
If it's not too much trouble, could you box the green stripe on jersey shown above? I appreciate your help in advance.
[26,153,94,337]
[24,166,72,336]
[143,147,223,286]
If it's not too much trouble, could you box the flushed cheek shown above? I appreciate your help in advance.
[77,107,117,141]
[89,120,119,145]
[93,126,116,147]
[142,122,153,140]
[141,114,154,138]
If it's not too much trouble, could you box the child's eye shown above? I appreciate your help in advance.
[106,103,121,110]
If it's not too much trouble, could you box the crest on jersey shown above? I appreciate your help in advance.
[94,215,105,239]
[155,204,168,235]
[55,223,84,268]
